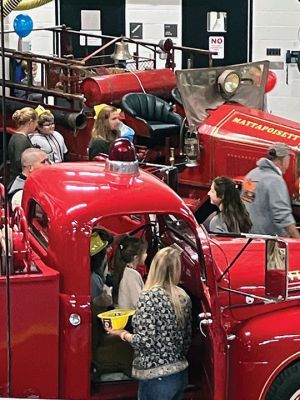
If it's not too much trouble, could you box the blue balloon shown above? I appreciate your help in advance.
[13,14,33,38]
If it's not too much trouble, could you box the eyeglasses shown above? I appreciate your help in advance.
[40,158,50,164]
[42,123,55,127]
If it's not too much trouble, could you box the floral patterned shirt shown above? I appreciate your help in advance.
[131,287,192,380]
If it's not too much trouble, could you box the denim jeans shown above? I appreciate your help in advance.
[138,368,188,400]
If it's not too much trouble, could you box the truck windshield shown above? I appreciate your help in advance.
[176,60,268,128]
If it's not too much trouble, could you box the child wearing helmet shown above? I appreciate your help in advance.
[90,228,114,307]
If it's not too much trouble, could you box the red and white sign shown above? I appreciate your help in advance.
[209,36,224,59]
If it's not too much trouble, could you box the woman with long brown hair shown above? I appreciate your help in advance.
[88,105,121,160]
[208,176,252,233]
[112,235,148,309]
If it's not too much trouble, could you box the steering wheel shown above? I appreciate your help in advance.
[129,220,163,253]
[129,222,156,238]
[11,206,31,273]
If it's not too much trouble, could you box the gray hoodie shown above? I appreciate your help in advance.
[242,157,295,237]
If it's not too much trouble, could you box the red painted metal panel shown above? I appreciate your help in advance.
[0,279,8,397]
[0,261,59,398]
[59,294,91,400]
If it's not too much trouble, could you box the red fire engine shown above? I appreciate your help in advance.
[1,27,300,399]
[0,139,300,400]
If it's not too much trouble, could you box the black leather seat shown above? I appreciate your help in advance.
[121,93,183,139]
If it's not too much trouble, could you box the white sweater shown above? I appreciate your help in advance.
[118,267,144,309]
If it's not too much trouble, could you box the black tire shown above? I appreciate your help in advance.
[266,361,300,400]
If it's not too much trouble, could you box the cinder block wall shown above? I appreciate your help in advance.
[126,0,182,69]
[253,0,300,122]
[6,2,56,54]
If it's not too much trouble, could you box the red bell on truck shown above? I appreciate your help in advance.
[80,68,176,107]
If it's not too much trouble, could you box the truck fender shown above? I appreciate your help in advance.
[264,360,300,400]
[228,306,300,400]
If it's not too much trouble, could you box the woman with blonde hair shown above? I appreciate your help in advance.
[88,105,121,160]
[8,107,37,182]
[108,246,192,400]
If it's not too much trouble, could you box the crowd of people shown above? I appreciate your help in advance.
[7,103,134,211]
[8,103,135,174]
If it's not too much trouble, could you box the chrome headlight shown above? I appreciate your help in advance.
[218,70,240,98]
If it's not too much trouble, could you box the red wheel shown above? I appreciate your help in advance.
[11,206,31,272]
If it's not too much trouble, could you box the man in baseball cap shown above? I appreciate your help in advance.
[241,142,299,238]
[268,142,290,158]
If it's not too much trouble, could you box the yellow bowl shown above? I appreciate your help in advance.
[98,309,135,330]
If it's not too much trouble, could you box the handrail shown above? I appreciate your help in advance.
[4,25,216,63]
[1,80,84,101]
[1,25,216,102]
[2,47,85,66]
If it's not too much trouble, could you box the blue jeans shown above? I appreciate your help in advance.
[138,369,188,400]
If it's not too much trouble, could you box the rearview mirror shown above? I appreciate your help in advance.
[265,239,288,300]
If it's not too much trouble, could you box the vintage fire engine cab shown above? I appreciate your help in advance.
[0,139,300,400]
[172,60,300,222]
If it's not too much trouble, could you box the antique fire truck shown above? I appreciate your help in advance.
[1,30,300,398]
[0,139,300,400]
[1,27,300,223]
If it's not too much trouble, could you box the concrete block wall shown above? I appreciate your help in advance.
[3,3,55,90]
[5,2,56,54]
[253,0,300,122]
[126,0,182,69]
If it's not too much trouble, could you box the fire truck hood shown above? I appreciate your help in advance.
[176,60,269,129]
[202,103,300,149]
[23,162,194,225]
